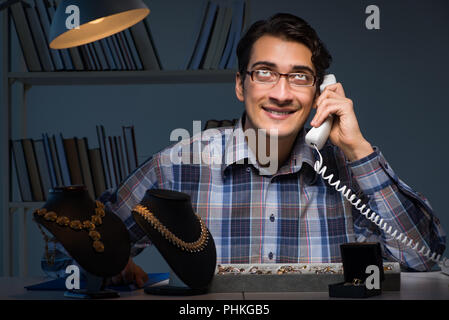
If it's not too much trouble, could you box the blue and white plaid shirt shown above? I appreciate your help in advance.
[101,116,446,271]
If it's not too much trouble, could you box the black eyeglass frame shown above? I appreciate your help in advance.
[245,70,317,87]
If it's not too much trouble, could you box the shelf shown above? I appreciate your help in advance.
[8,69,237,86]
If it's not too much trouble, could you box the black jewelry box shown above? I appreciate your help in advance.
[328,242,384,298]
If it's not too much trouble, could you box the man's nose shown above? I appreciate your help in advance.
[268,76,294,103]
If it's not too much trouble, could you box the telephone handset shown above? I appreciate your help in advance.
[305,74,448,268]
[305,74,337,150]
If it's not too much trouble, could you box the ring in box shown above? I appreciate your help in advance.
[328,242,384,298]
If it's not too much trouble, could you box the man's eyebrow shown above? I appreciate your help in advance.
[250,61,315,75]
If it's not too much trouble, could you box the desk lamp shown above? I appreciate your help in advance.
[49,0,149,49]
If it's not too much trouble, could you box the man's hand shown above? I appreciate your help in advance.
[310,82,374,161]
[107,258,148,288]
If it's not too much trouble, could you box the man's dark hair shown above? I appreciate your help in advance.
[237,13,332,90]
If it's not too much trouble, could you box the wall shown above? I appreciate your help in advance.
[1,0,448,277]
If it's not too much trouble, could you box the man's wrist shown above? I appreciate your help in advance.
[343,139,374,162]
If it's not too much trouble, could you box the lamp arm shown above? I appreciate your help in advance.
[0,0,22,11]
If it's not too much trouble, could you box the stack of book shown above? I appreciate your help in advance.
[11,125,139,202]
[10,0,161,72]
[185,0,250,70]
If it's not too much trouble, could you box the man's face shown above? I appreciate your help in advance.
[236,35,317,138]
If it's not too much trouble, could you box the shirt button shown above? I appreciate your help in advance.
[269,214,275,222]
[268,252,273,260]
[246,167,251,173]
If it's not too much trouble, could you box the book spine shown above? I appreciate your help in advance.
[129,21,160,70]
[10,2,42,71]
[76,137,96,199]
[24,3,54,71]
[63,137,84,186]
[11,140,33,202]
[42,133,57,187]
[35,0,64,70]
[96,125,112,189]
[22,139,44,201]
[189,1,218,70]
[55,133,72,186]
[88,148,106,198]
[33,139,52,200]
[123,29,143,70]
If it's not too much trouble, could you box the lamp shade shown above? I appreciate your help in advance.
[49,0,150,49]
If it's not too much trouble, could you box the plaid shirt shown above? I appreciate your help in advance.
[102,117,446,271]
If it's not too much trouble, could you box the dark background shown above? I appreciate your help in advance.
[1,0,448,276]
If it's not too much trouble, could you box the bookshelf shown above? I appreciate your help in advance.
[1,6,238,276]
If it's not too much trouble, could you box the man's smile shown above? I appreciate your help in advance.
[261,105,299,120]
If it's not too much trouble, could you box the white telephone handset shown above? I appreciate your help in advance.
[306,74,448,268]
[305,74,337,150]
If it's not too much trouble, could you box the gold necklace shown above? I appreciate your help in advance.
[34,200,106,253]
[133,204,208,253]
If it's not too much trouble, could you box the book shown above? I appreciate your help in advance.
[87,43,100,71]
[111,34,127,70]
[42,133,57,188]
[122,126,139,172]
[23,2,54,71]
[225,0,245,69]
[48,134,63,186]
[46,0,74,70]
[92,40,110,71]
[76,137,96,199]
[108,136,119,187]
[124,29,143,70]
[55,133,72,186]
[79,45,94,71]
[182,0,210,70]
[210,5,233,69]
[35,0,64,71]
[129,20,160,70]
[188,1,218,70]
[33,139,52,200]
[100,38,118,71]
[143,18,162,70]
[22,139,44,201]
[117,32,135,71]
[10,2,42,71]
[105,37,123,71]
[117,136,128,179]
[11,140,33,202]
[63,137,83,186]
[88,148,106,198]
[202,1,228,69]
[96,125,112,190]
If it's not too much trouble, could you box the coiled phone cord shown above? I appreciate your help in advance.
[312,144,449,268]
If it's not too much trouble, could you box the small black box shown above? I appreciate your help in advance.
[328,242,384,298]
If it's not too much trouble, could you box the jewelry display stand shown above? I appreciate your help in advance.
[33,185,131,299]
[132,189,217,294]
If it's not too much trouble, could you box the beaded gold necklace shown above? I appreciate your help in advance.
[133,204,209,253]
[34,200,106,253]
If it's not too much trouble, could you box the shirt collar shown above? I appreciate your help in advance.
[222,115,318,182]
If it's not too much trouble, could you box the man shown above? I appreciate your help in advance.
[103,13,446,287]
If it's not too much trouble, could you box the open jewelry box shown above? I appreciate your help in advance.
[328,242,384,298]
[208,244,400,293]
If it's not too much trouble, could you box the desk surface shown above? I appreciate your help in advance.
[1,272,448,300]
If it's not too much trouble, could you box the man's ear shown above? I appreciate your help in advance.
[235,72,244,102]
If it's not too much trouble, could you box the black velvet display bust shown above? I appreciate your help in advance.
[132,189,217,290]
[33,185,130,278]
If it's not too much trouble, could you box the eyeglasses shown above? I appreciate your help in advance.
[246,69,316,87]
